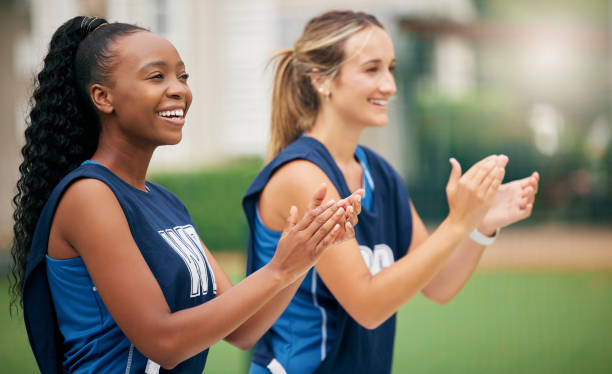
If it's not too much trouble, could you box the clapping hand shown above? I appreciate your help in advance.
[445,155,507,232]
[479,169,540,234]
[271,184,362,283]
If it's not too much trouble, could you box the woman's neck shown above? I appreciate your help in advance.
[306,108,363,167]
[91,131,154,192]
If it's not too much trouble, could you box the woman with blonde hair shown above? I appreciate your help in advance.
[243,10,539,374]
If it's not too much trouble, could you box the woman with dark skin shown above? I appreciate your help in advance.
[10,17,361,373]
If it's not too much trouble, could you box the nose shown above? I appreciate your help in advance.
[379,69,397,96]
[166,76,188,100]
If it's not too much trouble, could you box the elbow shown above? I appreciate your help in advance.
[142,327,196,370]
[236,341,256,351]
[344,298,399,330]
[422,289,452,306]
[160,360,179,371]
[360,319,384,330]
[430,296,452,306]
[350,310,387,330]
[223,331,257,351]
[145,342,180,370]
[150,335,185,370]
[226,337,256,351]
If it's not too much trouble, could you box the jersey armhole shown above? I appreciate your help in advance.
[258,158,342,231]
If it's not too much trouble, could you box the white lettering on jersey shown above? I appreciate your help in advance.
[158,225,217,298]
[359,244,394,275]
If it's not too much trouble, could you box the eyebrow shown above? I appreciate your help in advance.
[138,60,185,71]
[360,58,396,66]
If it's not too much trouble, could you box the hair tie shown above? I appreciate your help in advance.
[80,16,109,38]
[286,48,299,65]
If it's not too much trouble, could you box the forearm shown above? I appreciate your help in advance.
[145,264,289,369]
[421,235,486,304]
[342,219,468,328]
[223,274,305,350]
[421,169,541,304]
[339,155,506,327]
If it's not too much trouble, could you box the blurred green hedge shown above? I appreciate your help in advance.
[150,158,263,251]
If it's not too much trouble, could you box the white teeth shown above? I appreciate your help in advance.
[369,99,387,106]
[158,109,184,118]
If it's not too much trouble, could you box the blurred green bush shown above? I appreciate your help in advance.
[150,158,263,251]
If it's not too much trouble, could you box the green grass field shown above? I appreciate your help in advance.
[2,271,611,373]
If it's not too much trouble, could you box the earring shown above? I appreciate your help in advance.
[318,87,330,99]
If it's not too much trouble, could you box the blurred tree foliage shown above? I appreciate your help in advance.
[397,0,611,224]
[475,0,609,25]
[406,87,611,224]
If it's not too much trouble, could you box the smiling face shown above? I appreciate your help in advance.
[102,31,192,147]
[325,26,397,128]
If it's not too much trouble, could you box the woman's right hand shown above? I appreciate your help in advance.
[268,184,358,284]
[445,155,507,233]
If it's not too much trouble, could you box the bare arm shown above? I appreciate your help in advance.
[216,259,305,350]
[258,156,504,329]
[422,170,540,304]
[49,180,352,369]
[219,187,362,350]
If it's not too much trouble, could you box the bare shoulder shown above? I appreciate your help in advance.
[52,178,128,253]
[267,160,331,191]
[259,160,341,230]
[56,178,120,219]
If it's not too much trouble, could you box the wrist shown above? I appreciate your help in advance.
[263,261,291,287]
[476,223,498,237]
[469,227,500,246]
[441,217,471,239]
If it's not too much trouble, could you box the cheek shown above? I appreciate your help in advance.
[185,89,193,112]
[338,76,372,102]
[112,85,145,113]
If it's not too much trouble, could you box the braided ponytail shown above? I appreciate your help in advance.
[9,16,145,313]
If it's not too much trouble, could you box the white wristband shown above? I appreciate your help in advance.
[469,227,500,246]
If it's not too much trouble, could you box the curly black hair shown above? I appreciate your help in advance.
[9,16,145,314]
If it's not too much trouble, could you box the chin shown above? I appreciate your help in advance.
[366,117,389,127]
[160,134,183,146]
[169,129,184,144]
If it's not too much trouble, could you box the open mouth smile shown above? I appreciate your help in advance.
[157,109,185,125]
[368,99,388,108]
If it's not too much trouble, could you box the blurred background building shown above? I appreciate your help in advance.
[0,0,438,243]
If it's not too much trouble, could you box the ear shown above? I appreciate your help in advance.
[89,83,114,114]
[309,68,330,97]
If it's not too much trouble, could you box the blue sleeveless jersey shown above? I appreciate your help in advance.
[23,162,217,373]
[243,136,413,374]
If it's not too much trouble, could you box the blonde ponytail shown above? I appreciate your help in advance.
[267,49,314,161]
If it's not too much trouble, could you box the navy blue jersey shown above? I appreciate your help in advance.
[23,162,217,373]
[243,136,413,374]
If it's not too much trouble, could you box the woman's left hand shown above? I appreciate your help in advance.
[335,188,364,243]
[279,186,363,254]
[479,170,540,234]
